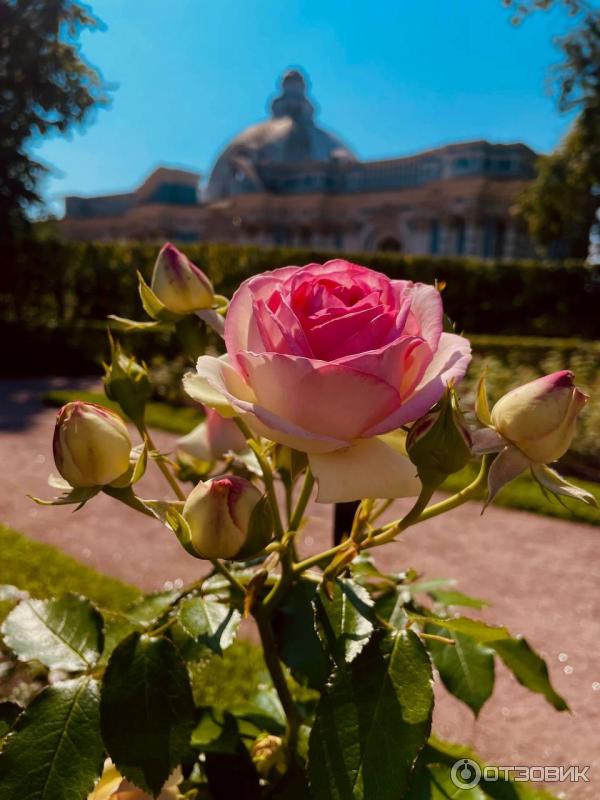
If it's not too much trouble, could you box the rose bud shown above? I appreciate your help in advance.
[406,389,472,487]
[151,242,214,314]
[182,476,272,560]
[491,370,588,464]
[53,402,132,487]
[177,409,247,463]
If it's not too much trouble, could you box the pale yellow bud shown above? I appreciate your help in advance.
[182,476,271,560]
[491,370,588,464]
[53,402,132,487]
[151,242,213,314]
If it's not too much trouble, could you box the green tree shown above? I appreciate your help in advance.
[506,1,600,256]
[0,0,109,238]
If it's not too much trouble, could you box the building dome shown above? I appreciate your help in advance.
[205,70,356,201]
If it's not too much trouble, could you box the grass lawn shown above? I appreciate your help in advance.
[0,523,266,708]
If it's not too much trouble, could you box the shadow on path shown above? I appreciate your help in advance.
[0,377,96,432]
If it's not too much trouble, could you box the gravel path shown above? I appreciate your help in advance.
[1,379,598,797]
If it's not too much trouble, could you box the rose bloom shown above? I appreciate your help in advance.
[185,260,471,501]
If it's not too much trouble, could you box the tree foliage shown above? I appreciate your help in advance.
[0,0,108,236]
[506,1,600,256]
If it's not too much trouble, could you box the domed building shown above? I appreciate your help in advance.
[61,69,537,258]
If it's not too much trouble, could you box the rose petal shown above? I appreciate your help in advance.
[184,355,347,453]
[399,282,443,348]
[309,436,421,503]
[237,352,401,441]
[364,332,472,435]
[225,266,300,363]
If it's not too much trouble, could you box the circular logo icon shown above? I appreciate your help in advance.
[451,758,482,790]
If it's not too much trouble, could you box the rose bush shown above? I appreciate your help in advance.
[185,260,471,502]
[4,243,596,800]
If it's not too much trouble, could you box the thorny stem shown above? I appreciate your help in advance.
[144,427,186,502]
[210,558,246,595]
[253,605,301,756]
[364,455,492,549]
[288,469,315,532]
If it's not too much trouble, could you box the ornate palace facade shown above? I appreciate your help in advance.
[60,70,537,258]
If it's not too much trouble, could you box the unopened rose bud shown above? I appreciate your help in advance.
[251,734,287,778]
[53,402,132,487]
[491,370,588,464]
[151,242,214,314]
[182,476,272,560]
[177,410,247,462]
[407,389,472,487]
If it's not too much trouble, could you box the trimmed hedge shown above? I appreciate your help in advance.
[2,239,597,338]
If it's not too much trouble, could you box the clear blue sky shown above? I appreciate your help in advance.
[34,0,581,215]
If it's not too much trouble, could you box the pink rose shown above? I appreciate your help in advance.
[184,260,471,501]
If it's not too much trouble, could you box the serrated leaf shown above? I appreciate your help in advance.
[124,590,182,626]
[100,632,194,796]
[314,578,375,666]
[272,579,331,690]
[178,596,241,655]
[491,637,568,711]
[308,630,433,800]
[426,625,495,716]
[375,589,410,628]
[427,589,489,610]
[406,612,510,643]
[0,677,103,800]
[1,595,103,671]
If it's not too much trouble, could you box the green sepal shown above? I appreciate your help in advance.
[236,495,274,559]
[28,484,101,511]
[407,388,472,488]
[144,501,200,558]
[109,442,148,488]
[137,271,184,323]
[475,373,492,426]
[102,485,158,519]
[108,314,169,332]
[103,334,152,430]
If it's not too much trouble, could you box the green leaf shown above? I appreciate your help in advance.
[1,594,103,671]
[178,596,241,655]
[406,612,510,643]
[308,630,433,800]
[100,632,195,796]
[375,590,409,628]
[491,637,568,711]
[314,578,375,666]
[426,589,489,610]
[272,579,331,690]
[0,677,103,800]
[124,590,182,626]
[426,625,495,716]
